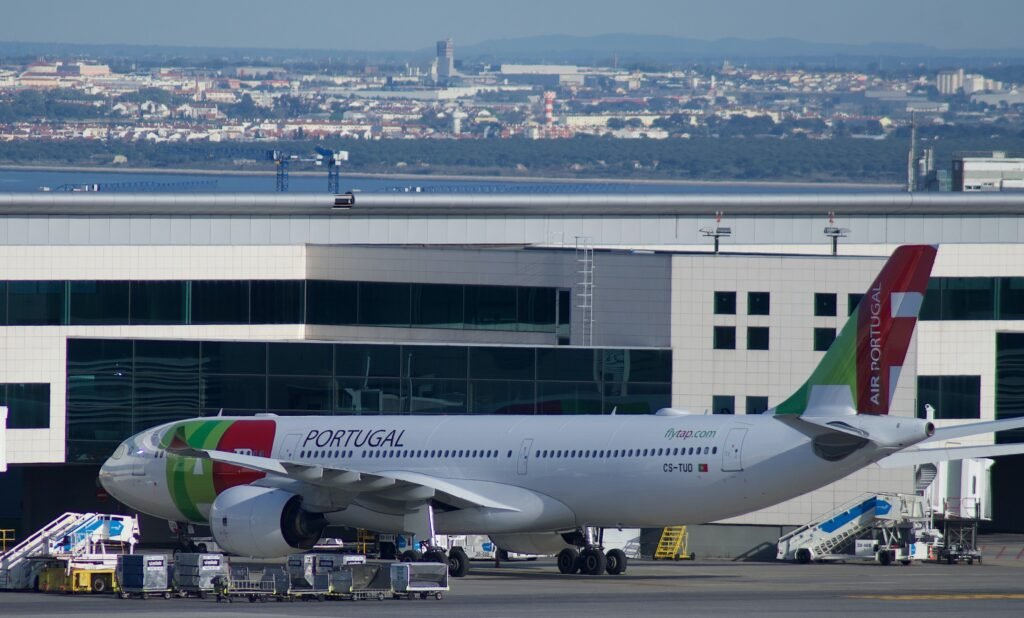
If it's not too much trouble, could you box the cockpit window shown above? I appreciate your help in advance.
[111,443,128,460]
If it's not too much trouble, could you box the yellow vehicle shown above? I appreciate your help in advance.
[37,564,116,594]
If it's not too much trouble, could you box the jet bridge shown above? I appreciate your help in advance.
[776,492,931,564]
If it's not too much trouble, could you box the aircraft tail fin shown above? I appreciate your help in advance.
[774,245,937,417]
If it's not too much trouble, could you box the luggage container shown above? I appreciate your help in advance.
[328,562,392,601]
[390,562,448,600]
[285,553,335,600]
[116,554,171,599]
[172,553,228,598]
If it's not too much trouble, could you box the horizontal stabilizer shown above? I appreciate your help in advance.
[879,443,1024,468]
[922,416,1024,444]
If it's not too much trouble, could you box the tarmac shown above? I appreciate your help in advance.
[2,552,1024,618]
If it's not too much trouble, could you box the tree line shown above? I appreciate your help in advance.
[2,135,1023,183]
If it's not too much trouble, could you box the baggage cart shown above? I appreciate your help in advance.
[172,553,228,598]
[328,562,392,601]
[213,575,279,603]
[285,553,334,600]
[116,554,171,599]
[390,562,448,600]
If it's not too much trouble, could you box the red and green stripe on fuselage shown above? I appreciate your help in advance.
[161,419,277,522]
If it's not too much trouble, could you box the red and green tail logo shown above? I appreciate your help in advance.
[775,245,937,416]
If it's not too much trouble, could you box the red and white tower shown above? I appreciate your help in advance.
[543,91,556,127]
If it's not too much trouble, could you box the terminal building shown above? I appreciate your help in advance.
[1,192,1023,550]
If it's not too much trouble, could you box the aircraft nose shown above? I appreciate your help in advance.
[98,445,129,501]
[98,457,117,496]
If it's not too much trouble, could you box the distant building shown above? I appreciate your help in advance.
[936,69,964,95]
[436,38,455,83]
[953,152,1024,192]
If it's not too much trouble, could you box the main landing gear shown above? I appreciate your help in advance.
[556,528,628,575]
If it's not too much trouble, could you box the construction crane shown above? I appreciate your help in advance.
[267,148,349,193]
[314,147,349,194]
[266,149,302,192]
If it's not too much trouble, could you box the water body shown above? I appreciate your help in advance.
[0,168,897,194]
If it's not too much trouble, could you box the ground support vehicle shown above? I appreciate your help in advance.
[116,554,171,599]
[938,543,983,565]
[390,562,448,600]
[36,563,116,594]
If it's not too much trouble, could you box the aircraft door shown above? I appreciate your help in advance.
[721,428,747,472]
[281,433,302,460]
[517,438,534,475]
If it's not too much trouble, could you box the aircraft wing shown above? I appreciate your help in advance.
[878,443,1024,468]
[168,444,520,512]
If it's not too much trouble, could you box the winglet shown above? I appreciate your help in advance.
[774,245,938,416]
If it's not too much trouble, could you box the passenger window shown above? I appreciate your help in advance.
[507,450,513,457]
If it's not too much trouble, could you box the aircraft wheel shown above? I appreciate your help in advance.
[579,548,607,575]
[605,548,628,575]
[423,549,447,564]
[401,549,422,562]
[557,548,580,574]
[448,547,470,578]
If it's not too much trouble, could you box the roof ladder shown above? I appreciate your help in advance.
[576,236,595,347]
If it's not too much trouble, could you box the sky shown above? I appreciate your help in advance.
[0,0,1021,52]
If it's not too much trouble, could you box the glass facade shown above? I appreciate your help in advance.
[0,279,561,334]
[747,327,769,350]
[65,338,672,463]
[921,277,1024,321]
[994,333,1024,530]
[713,326,736,350]
[714,291,736,315]
[848,293,864,317]
[746,395,769,414]
[814,293,837,317]
[712,395,735,415]
[0,383,50,429]
[997,333,1024,432]
[916,375,981,419]
[814,327,836,352]
[747,292,770,315]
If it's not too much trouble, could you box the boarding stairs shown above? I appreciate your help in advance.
[0,512,138,590]
[777,493,929,562]
[653,526,690,560]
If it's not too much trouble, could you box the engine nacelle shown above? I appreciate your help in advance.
[489,532,576,556]
[209,485,326,558]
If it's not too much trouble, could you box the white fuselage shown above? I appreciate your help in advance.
[102,412,904,535]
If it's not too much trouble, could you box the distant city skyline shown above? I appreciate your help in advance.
[1,0,1022,53]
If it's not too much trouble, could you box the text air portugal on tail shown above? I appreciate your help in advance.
[774,244,938,417]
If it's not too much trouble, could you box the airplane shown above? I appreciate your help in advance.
[99,244,1024,577]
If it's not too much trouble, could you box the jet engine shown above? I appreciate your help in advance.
[209,485,326,558]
